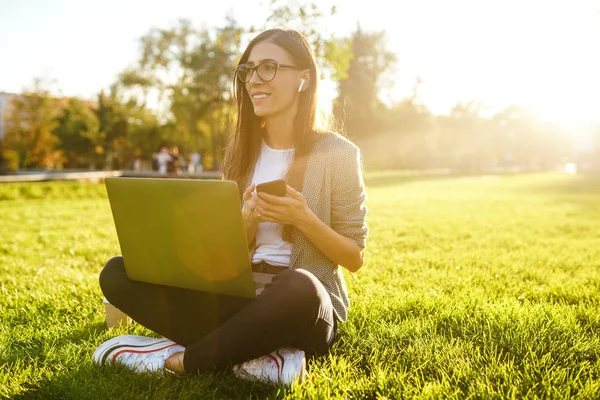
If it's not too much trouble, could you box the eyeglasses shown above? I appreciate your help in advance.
[236,61,299,83]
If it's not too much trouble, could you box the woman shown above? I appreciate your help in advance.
[93,28,368,385]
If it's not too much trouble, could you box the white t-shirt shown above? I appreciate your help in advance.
[251,140,294,267]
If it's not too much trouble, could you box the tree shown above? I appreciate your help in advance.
[95,86,128,168]
[436,101,492,172]
[261,1,352,82]
[120,18,243,169]
[54,98,101,168]
[333,25,397,140]
[372,95,438,169]
[2,80,61,168]
[95,85,162,169]
[0,141,8,173]
[490,105,571,169]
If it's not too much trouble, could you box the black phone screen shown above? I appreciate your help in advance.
[256,179,286,197]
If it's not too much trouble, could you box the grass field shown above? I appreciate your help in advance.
[1,172,599,399]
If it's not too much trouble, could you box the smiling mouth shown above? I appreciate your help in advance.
[252,94,270,100]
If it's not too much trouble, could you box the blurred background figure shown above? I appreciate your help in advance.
[190,151,202,174]
[156,146,171,174]
[168,146,184,175]
[133,148,142,171]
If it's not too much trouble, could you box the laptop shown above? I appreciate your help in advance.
[104,177,256,299]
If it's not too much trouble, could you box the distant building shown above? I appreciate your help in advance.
[0,92,18,141]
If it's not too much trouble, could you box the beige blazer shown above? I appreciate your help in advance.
[232,132,369,322]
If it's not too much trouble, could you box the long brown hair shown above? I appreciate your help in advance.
[223,29,322,242]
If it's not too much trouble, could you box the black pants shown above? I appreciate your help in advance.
[99,256,338,374]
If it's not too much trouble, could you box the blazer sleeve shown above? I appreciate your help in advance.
[330,145,369,249]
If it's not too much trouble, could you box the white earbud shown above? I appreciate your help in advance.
[297,79,305,92]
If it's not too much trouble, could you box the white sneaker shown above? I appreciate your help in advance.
[233,347,307,386]
[92,334,185,373]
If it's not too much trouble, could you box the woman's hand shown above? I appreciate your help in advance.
[241,183,261,229]
[253,183,364,271]
[255,185,312,227]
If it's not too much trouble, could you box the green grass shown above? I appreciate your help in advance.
[1,172,599,399]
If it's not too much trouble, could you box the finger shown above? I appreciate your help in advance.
[286,185,300,199]
[256,197,287,212]
[255,204,269,217]
[255,195,266,209]
[249,192,260,207]
[255,206,268,222]
[255,205,283,221]
[243,183,255,201]
[257,191,288,205]
[288,185,305,202]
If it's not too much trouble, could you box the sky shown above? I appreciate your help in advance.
[1,0,599,146]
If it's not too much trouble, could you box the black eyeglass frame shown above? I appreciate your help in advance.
[235,61,299,83]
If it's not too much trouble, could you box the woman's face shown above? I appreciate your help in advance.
[244,41,304,118]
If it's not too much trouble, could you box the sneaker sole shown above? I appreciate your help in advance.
[92,335,176,366]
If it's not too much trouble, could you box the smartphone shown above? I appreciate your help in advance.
[256,179,287,197]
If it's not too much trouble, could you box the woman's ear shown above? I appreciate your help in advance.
[297,79,306,92]
[297,71,311,92]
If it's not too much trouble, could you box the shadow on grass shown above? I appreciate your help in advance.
[3,321,107,368]
[13,364,281,400]
[10,321,284,399]
[63,321,107,344]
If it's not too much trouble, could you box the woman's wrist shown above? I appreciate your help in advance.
[294,207,317,232]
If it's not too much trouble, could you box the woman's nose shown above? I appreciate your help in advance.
[247,69,263,85]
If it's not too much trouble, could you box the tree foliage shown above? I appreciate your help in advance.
[120,17,243,169]
[94,85,162,169]
[333,25,397,140]
[53,98,100,168]
[260,1,352,82]
[3,80,61,168]
[0,6,581,173]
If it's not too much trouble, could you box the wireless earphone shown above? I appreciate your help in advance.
[297,79,306,92]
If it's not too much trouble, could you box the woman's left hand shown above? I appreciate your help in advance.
[255,185,311,226]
